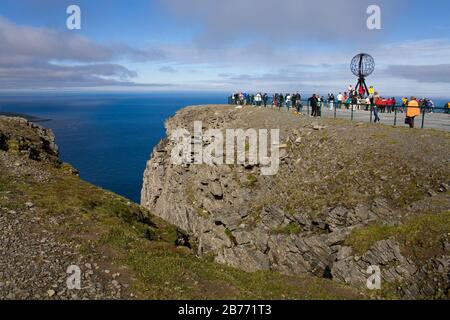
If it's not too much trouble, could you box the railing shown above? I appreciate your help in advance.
[227,96,450,130]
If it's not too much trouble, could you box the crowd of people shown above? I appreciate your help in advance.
[229,88,449,129]
[230,92,303,111]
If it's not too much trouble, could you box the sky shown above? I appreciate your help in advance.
[0,0,449,97]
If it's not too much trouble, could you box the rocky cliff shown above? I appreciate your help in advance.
[1,115,360,300]
[141,105,450,299]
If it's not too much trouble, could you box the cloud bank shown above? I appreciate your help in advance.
[0,17,168,89]
[386,65,450,83]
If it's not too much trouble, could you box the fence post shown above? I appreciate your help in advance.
[351,105,354,121]
[394,105,397,126]
[421,106,425,129]
[334,103,337,119]
[370,105,373,123]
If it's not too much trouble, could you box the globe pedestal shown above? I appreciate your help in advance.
[355,76,369,97]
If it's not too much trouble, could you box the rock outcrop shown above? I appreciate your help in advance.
[141,105,450,299]
[0,116,58,161]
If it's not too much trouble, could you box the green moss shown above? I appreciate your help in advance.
[272,222,302,235]
[224,228,237,245]
[6,139,20,153]
[60,162,79,175]
[345,224,396,255]
[100,226,137,250]
[0,172,11,193]
[346,211,450,261]
[246,174,258,187]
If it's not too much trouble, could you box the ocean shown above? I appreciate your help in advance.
[0,93,226,203]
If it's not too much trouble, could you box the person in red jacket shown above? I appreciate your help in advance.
[358,86,365,97]
[391,97,397,113]
[387,98,393,113]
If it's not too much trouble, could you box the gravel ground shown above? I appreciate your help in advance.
[0,206,123,299]
[0,153,132,300]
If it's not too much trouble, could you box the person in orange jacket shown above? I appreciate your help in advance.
[406,97,420,128]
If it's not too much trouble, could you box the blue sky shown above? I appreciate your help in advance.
[0,0,449,97]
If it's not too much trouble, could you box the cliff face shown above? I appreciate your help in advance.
[141,105,450,299]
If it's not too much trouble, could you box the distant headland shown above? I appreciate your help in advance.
[0,111,51,122]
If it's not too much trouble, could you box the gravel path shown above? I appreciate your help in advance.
[316,107,449,131]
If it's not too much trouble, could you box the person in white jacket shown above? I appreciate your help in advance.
[337,92,343,109]
[255,93,262,107]
[285,94,292,112]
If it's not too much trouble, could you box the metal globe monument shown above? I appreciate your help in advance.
[350,53,375,96]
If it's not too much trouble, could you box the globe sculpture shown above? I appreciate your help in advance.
[350,53,375,96]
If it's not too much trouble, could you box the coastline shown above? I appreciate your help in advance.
[0,111,51,122]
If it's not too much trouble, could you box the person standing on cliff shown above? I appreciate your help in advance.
[387,97,393,113]
[286,94,292,112]
[319,95,324,117]
[308,94,318,117]
[391,97,397,113]
[373,92,381,123]
[296,92,302,112]
[263,93,268,107]
[337,92,343,109]
[348,84,353,94]
[255,93,262,107]
[278,94,284,111]
[406,97,420,128]
[328,93,334,111]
